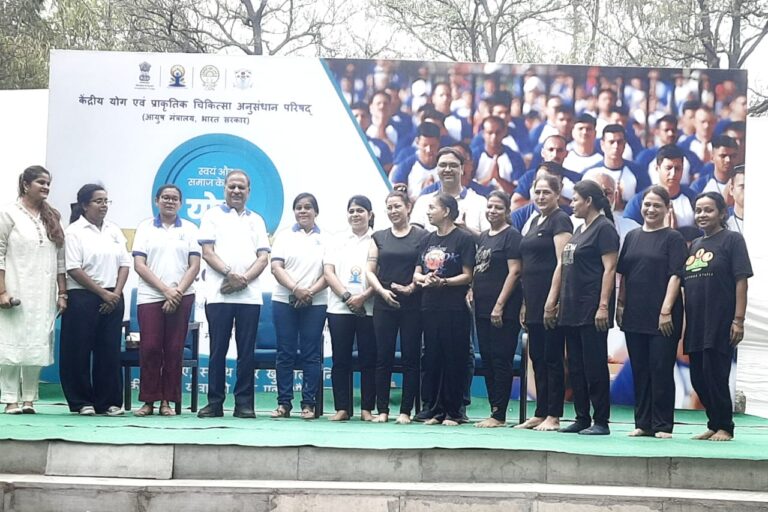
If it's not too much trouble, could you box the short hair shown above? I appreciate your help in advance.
[610,105,629,116]
[602,124,625,137]
[350,101,370,113]
[712,135,738,149]
[554,105,574,116]
[155,184,183,201]
[655,144,685,165]
[695,105,713,116]
[451,141,472,156]
[423,110,446,123]
[642,185,671,206]
[292,192,319,214]
[371,90,391,102]
[537,161,566,177]
[574,113,597,127]
[681,100,701,113]
[656,115,677,127]
[434,193,460,221]
[482,115,506,130]
[598,88,617,99]
[226,169,251,187]
[436,146,465,165]
[533,173,562,194]
[724,120,746,133]
[487,190,511,212]
[732,164,745,177]
[418,122,441,139]
[488,94,510,110]
[542,134,568,147]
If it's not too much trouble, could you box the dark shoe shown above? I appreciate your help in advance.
[197,404,223,418]
[579,424,610,435]
[233,407,256,419]
[558,422,591,433]
[413,409,434,422]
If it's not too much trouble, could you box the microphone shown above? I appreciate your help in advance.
[9,298,21,307]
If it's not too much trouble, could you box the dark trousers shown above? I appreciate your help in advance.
[273,301,327,410]
[422,309,471,421]
[625,332,677,433]
[564,324,610,427]
[205,302,260,410]
[137,294,195,403]
[475,315,519,422]
[689,348,734,435]
[328,313,376,412]
[528,323,566,418]
[60,289,124,413]
[373,308,421,415]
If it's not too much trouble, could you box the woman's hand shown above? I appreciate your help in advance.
[379,289,401,309]
[390,282,413,296]
[346,294,367,315]
[543,302,558,330]
[616,305,624,329]
[162,300,178,314]
[730,320,745,346]
[658,312,674,337]
[100,290,120,307]
[594,307,610,332]
[490,303,504,328]
[420,273,443,288]
[465,289,474,310]
[163,287,183,306]
[57,296,68,314]
[98,302,115,315]
[293,287,313,307]
[519,303,527,332]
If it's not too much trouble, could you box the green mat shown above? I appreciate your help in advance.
[2,384,766,460]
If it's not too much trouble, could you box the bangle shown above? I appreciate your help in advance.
[598,304,609,310]
[291,284,299,293]
[732,320,744,326]
[58,293,68,299]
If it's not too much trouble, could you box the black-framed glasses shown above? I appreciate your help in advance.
[90,199,112,205]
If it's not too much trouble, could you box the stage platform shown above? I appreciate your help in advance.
[1,385,767,511]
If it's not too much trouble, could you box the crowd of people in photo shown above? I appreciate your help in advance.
[0,63,753,442]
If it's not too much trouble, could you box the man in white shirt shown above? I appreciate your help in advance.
[563,113,602,174]
[680,105,715,164]
[411,147,490,235]
[197,170,271,418]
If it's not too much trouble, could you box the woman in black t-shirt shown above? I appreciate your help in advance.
[517,173,573,431]
[471,191,523,427]
[558,179,619,436]
[366,191,428,424]
[414,193,476,425]
[684,192,752,442]
[617,186,688,438]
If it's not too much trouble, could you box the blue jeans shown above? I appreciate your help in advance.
[273,301,327,410]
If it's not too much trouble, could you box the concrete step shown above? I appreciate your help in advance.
[2,475,768,512]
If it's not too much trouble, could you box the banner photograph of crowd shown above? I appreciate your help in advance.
[0,58,751,442]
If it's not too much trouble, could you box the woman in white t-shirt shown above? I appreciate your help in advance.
[324,195,376,421]
[61,184,131,416]
[131,185,200,417]
[270,193,328,420]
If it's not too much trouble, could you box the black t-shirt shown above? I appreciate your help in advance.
[683,229,752,354]
[617,227,688,338]
[419,227,477,311]
[473,226,523,319]
[559,215,620,327]
[372,226,428,311]
[519,209,573,324]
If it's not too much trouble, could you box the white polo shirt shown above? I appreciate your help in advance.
[132,215,200,305]
[198,205,270,305]
[65,216,131,290]
[411,186,490,233]
[271,224,328,306]
[324,228,374,316]
[563,146,603,174]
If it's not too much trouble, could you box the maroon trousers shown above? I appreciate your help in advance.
[137,294,195,403]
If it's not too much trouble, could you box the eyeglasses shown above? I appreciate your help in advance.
[90,199,112,205]
[437,162,461,170]
[160,195,181,203]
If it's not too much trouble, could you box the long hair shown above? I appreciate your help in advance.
[573,180,613,222]
[18,166,64,248]
[70,184,106,224]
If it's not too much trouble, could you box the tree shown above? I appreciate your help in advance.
[373,0,569,62]
[0,0,49,88]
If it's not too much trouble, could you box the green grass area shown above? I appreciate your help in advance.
[2,384,766,460]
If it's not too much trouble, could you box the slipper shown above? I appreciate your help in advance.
[4,404,22,415]
[159,404,176,416]
[133,404,154,417]
[300,407,316,420]
[21,405,36,414]
[270,405,290,418]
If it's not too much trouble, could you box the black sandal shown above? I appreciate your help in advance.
[271,405,290,418]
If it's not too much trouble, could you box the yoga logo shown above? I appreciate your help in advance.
[686,248,714,272]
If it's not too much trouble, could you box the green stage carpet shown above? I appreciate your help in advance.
[1,384,766,460]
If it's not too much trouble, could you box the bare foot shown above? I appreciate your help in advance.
[360,410,374,422]
[534,417,560,431]
[475,417,505,428]
[329,410,350,421]
[628,428,654,437]
[692,429,716,440]
[395,414,411,425]
[443,419,460,426]
[709,429,733,441]
[372,413,389,423]
[655,432,673,439]
[514,416,545,429]
[424,418,442,425]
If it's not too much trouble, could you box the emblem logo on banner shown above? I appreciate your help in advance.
[151,133,284,233]
[135,61,155,90]
[200,65,220,91]
[233,69,253,89]
[169,65,187,88]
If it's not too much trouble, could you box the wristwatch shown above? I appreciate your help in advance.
[341,291,352,301]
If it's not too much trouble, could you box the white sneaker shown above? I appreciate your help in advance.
[105,406,124,416]
[79,406,96,416]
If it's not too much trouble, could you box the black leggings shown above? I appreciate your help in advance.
[527,323,565,418]
[475,315,519,422]
[689,348,734,435]
[373,308,421,415]
[328,313,376,412]
[563,324,610,427]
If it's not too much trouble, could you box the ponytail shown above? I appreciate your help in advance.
[70,184,106,223]
[574,179,613,223]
